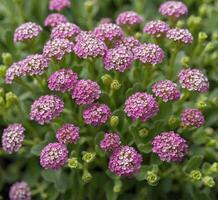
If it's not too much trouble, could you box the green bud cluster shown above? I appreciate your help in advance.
[110,115,119,128]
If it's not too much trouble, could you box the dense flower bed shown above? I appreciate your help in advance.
[0,0,218,199]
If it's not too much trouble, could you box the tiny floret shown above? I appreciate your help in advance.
[109,145,143,176]
[116,11,143,26]
[40,142,68,170]
[181,108,205,128]
[124,92,159,122]
[2,123,25,154]
[166,28,193,44]
[30,95,64,125]
[152,80,181,102]
[9,181,31,200]
[159,1,188,19]
[100,132,121,151]
[44,13,68,28]
[103,46,134,72]
[14,22,42,42]
[83,103,111,126]
[178,68,209,93]
[152,131,188,162]
[49,0,71,11]
[48,68,78,92]
[133,43,165,65]
[71,79,101,105]
[51,22,81,39]
[56,124,80,144]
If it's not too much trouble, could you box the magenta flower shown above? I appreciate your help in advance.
[74,32,107,59]
[71,80,101,105]
[83,103,111,126]
[108,146,143,177]
[43,39,74,61]
[93,23,124,42]
[124,92,159,122]
[14,22,42,42]
[100,132,121,151]
[166,28,193,44]
[5,61,24,84]
[9,181,31,200]
[103,46,134,72]
[116,11,143,26]
[40,142,68,170]
[56,124,80,144]
[2,123,25,154]
[178,68,209,93]
[152,131,188,162]
[181,108,205,128]
[51,22,81,39]
[30,95,64,125]
[113,36,141,52]
[152,80,181,102]
[99,18,112,25]
[143,20,170,37]
[49,0,71,11]
[159,1,188,19]
[133,43,165,65]
[44,13,68,28]
[48,68,78,92]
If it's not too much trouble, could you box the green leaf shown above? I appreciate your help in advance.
[137,143,152,154]
[30,142,45,156]
[183,155,204,172]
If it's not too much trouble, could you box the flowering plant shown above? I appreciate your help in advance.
[0,0,218,199]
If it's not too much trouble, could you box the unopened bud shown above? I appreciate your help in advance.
[0,65,7,78]
[134,32,142,40]
[113,180,122,193]
[202,176,215,188]
[207,139,216,147]
[181,56,190,67]
[138,128,149,138]
[196,100,207,110]
[82,152,96,163]
[176,20,185,28]
[145,171,159,186]
[110,115,119,128]
[198,32,208,43]
[82,170,92,183]
[101,74,112,85]
[2,53,13,66]
[111,80,121,90]
[208,163,218,174]
[212,32,218,41]
[5,92,18,108]
[68,157,81,169]
[84,0,94,13]
[199,4,208,17]
[205,128,214,136]
[168,116,179,128]
[0,88,4,97]
[189,170,202,182]
[187,16,202,29]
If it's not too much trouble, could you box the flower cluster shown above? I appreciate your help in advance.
[44,13,68,28]
[116,11,143,26]
[30,95,64,125]
[124,92,159,122]
[48,68,78,92]
[152,131,188,162]
[166,28,193,44]
[100,132,121,151]
[2,123,25,154]
[9,181,31,200]
[49,0,71,11]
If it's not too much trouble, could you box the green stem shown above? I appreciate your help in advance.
[15,79,35,93]
[168,48,178,79]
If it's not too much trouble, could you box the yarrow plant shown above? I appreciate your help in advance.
[1,0,218,199]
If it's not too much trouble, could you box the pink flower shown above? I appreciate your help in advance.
[44,13,68,28]
[49,0,71,11]
[100,132,121,151]
[116,11,143,26]
[166,28,193,44]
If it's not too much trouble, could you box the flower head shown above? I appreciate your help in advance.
[40,142,68,170]
[108,146,143,176]
[83,103,111,126]
[116,11,143,26]
[166,28,193,44]
[178,68,209,93]
[152,80,181,102]
[71,80,101,105]
[181,108,205,128]
[133,43,165,65]
[14,22,42,42]
[2,123,25,154]
[49,0,71,11]
[51,22,81,39]
[30,95,64,125]
[113,36,141,52]
[124,92,159,122]
[103,46,134,72]
[143,20,170,37]
[48,68,78,92]
[44,13,68,28]
[56,124,80,144]
[74,32,107,59]
[5,61,23,84]
[99,18,112,25]
[9,181,31,200]
[159,1,188,19]
[100,132,121,151]
[93,23,124,42]
[43,39,74,61]
[152,131,188,162]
